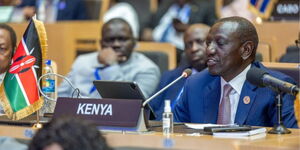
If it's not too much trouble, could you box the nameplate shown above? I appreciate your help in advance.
[53,97,142,127]
[270,0,299,21]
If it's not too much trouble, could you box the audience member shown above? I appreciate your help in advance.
[28,116,112,150]
[150,24,210,120]
[0,24,16,114]
[143,0,216,50]
[217,0,256,21]
[103,0,139,39]
[19,0,87,22]
[279,45,300,63]
[58,18,160,98]
[173,16,298,128]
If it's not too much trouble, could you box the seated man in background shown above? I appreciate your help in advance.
[0,24,16,114]
[58,18,160,98]
[173,16,298,128]
[18,0,87,22]
[29,116,112,150]
[150,24,210,120]
[143,0,216,64]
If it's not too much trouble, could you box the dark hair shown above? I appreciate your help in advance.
[216,16,259,58]
[28,116,112,150]
[0,24,17,54]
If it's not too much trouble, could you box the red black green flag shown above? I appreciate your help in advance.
[0,18,47,120]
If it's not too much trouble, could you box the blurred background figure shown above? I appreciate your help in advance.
[0,24,16,114]
[28,116,112,150]
[17,0,87,22]
[216,0,256,21]
[103,0,139,39]
[150,23,210,120]
[142,0,216,64]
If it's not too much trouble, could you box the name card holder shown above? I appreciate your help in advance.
[53,97,147,132]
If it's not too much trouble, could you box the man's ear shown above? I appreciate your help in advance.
[240,41,254,60]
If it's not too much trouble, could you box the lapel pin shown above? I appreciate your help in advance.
[243,96,250,104]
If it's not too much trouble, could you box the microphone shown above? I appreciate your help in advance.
[142,68,192,107]
[246,67,299,96]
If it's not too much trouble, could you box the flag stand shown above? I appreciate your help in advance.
[32,110,43,129]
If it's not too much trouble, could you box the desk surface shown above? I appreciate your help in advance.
[0,122,299,150]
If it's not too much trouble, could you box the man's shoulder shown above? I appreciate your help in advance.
[132,52,160,69]
[73,52,98,66]
[75,52,98,61]
[160,66,187,82]
[255,62,296,84]
[185,69,219,87]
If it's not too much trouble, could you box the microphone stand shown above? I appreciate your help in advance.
[142,74,185,107]
[268,91,291,134]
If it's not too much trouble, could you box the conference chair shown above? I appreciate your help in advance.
[138,51,168,74]
[262,62,300,85]
[257,43,271,62]
[135,42,177,70]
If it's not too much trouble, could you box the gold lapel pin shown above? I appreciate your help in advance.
[243,96,251,104]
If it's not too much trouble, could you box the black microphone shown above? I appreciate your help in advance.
[142,68,192,107]
[246,67,299,96]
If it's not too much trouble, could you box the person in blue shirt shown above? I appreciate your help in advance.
[173,16,298,128]
[150,23,210,120]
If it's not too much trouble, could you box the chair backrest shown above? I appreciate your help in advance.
[135,42,177,70]
[84,0,102,20]
[262,62,300,85]
[257,43,271,62]
[138,51,168,74]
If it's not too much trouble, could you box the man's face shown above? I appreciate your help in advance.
[184,27,208,71]
[101,23,135,63]
[0,28,13,74]
[206,22,244,81]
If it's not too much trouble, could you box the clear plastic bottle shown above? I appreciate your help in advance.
[162,100,173,136]
[41,60,56,115]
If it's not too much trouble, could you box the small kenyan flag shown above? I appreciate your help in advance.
[0,18,47,120]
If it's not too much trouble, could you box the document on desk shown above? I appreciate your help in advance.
[213,128,267,137]
[184,123,228,129]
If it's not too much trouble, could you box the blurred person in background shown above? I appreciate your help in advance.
[29,116,112,150]
[17,0,87,22]
[150,23,210,120]
[58,18,160,99]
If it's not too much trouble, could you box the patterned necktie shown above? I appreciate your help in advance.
[217,84,233,124]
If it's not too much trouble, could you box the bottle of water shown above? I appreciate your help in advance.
[41,60,56,115]
[163,100,173,136]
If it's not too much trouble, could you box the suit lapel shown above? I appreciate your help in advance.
[203,77,221,123]
[234,81,257,125]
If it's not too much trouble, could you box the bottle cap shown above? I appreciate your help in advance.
[164,100,171,113]
[45,59,51,65]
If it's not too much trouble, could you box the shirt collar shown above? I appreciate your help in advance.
[221,64,251,95]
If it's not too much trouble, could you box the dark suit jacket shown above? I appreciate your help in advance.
[149,65,189,120]
[19,0,87,20]
[56,0,87,20]
[173,62,298,128]
[148,0,216,28]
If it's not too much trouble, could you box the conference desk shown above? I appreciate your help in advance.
[0,121,299,150]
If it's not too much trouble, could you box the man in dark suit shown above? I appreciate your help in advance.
[150,24,210,120]
[19,0,87,21]
[173,16,298,128]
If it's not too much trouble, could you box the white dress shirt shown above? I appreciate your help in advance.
[219,64,251,124]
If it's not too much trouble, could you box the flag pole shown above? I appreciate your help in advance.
[33,110,43,129]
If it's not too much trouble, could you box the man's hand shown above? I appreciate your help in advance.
[173,18,189,33]
[98,47,127,66]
